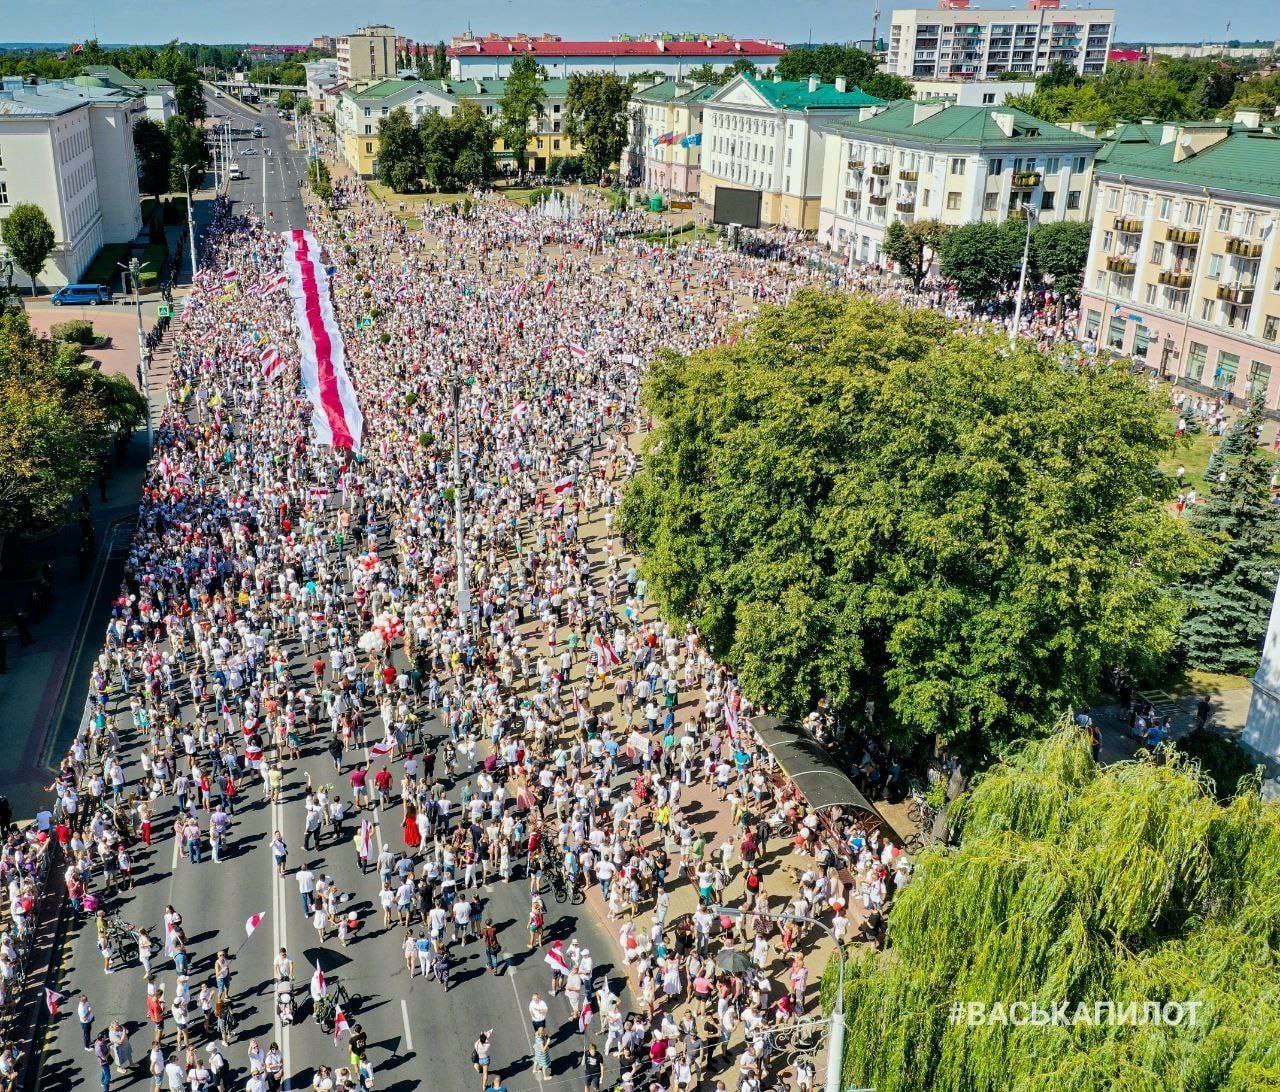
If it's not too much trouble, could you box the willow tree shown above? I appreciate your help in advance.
[825,728,1280,1092]
[621,291,1200,766]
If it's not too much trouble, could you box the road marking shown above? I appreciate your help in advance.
[400,998,414,1053]
[510,969,535,1055]
[270,792,294,1090]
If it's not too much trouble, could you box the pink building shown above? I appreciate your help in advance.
[621,80,714,197]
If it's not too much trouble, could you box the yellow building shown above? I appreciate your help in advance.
[336,77,581,178]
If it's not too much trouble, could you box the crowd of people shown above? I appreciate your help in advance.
[15,179,945,1092]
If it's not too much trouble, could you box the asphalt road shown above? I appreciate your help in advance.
[38,106,629,1092]
[206,90,310,232]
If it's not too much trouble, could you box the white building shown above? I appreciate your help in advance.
[1246,574,1280,764]
[907,77,1037,106]
[78,65,178,123]
[887,0,1115,80]
[699,73,886,230]
[304,60,343,114]
[447,35,786,81]
[817,100,1100,266]
[0,76,143,290]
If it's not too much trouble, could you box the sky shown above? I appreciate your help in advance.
[0,0,1274,48]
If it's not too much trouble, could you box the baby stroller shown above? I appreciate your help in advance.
[276,979,295,1026]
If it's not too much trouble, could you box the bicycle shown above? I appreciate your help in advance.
[313,981,351,1032]
[549,868,568,904]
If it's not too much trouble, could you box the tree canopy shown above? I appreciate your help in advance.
[775,44,913,100]
[564,73,631,181]
[133,117,172,200]
[882,219,950,288]
[621,293,1196,765]
[499,54,547,173]
[827,727,1280,1092]
[1,203,56,296]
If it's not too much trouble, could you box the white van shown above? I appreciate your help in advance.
[229,164,244,181]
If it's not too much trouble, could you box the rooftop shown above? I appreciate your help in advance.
[344,76,572,102]
[0,76,136,117]
[447,37,786,59]
[632,79,716,105]
[1096,122,1280,200]
[743,75,884,111]
[825,100,1101,147]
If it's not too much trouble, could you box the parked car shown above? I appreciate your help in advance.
[51,284,113,306]
[242,148,258,156]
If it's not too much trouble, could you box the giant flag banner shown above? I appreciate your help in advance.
[281,229,364,452]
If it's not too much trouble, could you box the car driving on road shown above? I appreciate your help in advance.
[51,283,113,306]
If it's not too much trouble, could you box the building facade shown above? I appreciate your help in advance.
[337,25,399,84]
[1078,115,1280,407]
[0,76,143,289]
[305,60,343,113]
[817,101,1099,266]
[887,0,1115,80]
[907,77,1036,106]
[78,65,177,123]
[447,34,785,81]
[335,77,580,178]
[621,80,714,195]
[699,74,884,230]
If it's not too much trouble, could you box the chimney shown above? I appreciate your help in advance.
[773,71,783,83]
[808,74,820,93]
[991,110,1015,137]
[1172,124,1232,162]
[835,76,848,93]
[1,76,23,93]
[913,101,946,124]
[1234,107,1262,129]
[1159,123,1178,145]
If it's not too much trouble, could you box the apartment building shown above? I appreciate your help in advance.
[888,0,1115,80]
[336,25,399,84]
[1078,114,1280,406]
[621,80,714,196]
[0,76,143,289]
[699,74,884,230]
[336,78,579,177]
[817,101,1099,265]
[447,34,785,81]
[78,65,177,123]
[907,77,1036,106]
[305,60,343,114]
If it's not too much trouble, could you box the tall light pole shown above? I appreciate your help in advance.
[180,163,199,278]
[450,373,472,633]
[1008,201,1038,348]
[261,133,268,217]
[715,905,848,1092]
[118,258,152,451]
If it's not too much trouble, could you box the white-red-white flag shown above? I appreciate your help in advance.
[544,942,571,976]
[245,911,266,938]
[332,1006,350,1043]
[553,477,575,496]
[261,346,284,380]
[369,736,395,757]
[511,400,529,421]
[263,272,289,295]
[45,988,64,1015]
[568,343,587,359]
[578,998,594,1033]
[222,268,240,282]
[310,964,328,1000]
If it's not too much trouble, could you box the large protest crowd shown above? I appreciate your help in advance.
[0,176,1118,1092]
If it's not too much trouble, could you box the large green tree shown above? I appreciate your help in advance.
[621,293,1196,765]
[827,727,1280,1092]
[499,54,546,175]
[882,219,949,288]
[377,106,424,193]
[1179,399,1280,674]
[1029,219,1092,297]
[775,43,912,100]
[938,220,1025,301]
[564,72,631,181]
[165,115,209,192]
[133,117,171,200]
[416,103,494,192]
[1,203,56,296]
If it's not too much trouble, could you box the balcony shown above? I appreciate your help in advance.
[848,159,864,171]
[1157,270,1193,289]
[899,169,919,182]
[1011,171,1042,188]
[1009,207,1031,220]
[1113,216,1143,234]
[896,199,916,213]
[871,163,891,176]
[868,193,888,206]
[1226,237,1263,258]
[1217,282,1256,305]
[1106,255,1137,275]
[1166,226,1200,245]
[844,189,862,200]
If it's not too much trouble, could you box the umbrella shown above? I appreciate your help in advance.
[716,948,753,975]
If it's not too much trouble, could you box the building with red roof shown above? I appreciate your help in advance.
[446,34,787,80]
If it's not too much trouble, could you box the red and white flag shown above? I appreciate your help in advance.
[369,736,395,757]
[45,988,64,1016]
[568,343,587,359]
[553,477,575,496]
[261,346,285,380]
[309,486,330,503]
[222,268,239,282]
[544,279,555,297]
[601,640,621,668]
[544,942,571,976]
[332,1006,350,1043]
[172,470,193,489]
[310,964,328,1000]
[511,400,529,421]
[264,272,288,294]
[578,998,594,1033]
[245,911,266,938]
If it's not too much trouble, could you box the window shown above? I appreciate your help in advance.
[946,191,962,210]
[1207,253,1222,279]
[1200,297,1215,320]
[1184,201,1204,226]
[1046,156,1060,174]
[1094,270,1106,291]
[983,191,998,211]
[0,146,4,168]
[1151,242,1164,264]
[1083,308,1101,340]
[1242,211,1257,236]
[982,92,995,104]
[553,104,560,113]
[1134,326,1151,359]
[364,125,372,135]
[1264,315,1280,342]
[926,155,935,173]
[1185,341,1208,381]
[1073,156,1086,173]
[1214,350,1240,390]
[1248,360,1271,400]
[1067,190,1081,210]
[1158,197,1171,220]
[553,139,561,151]
[1106,315,1126,348]
[988,157,1003,174]
[1216,206,1232,232]
[1106,187,1119,211]
[1040,190,1055,210]
[1274,268,1280,292]
[950,157,966,175]
[363,106,371,117]
[0,181,8,206]
[1144,283,1157,305]
[1102,230,1114,252]
[365,142,373,153]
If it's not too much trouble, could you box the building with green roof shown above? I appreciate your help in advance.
[816,99,1099,266]
[698,72,887,229]
[336,76,579,177]
[1078,111,1280,408]
[622,79,715,196]
[78,65,177,123]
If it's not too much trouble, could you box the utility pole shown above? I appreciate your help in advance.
[450,373,472,632]
[1008,202,1038,348]
[181,163,198,278]
[119,258,153,451]
[261,133,268,216]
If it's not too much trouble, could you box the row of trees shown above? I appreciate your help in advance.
[376,104,496,193]
[679,45,916,99]
[0,308,146,556]
[133,116,210,200]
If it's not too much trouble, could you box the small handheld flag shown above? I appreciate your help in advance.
[45,988,64,1015]
[332,1006,350,1043]
[245,911,266,939]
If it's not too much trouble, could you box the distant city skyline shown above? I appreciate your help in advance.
[0,0,1273,49]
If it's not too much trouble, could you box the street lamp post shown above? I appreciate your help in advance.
[181,163,199,278]
[1008,202,1038,348]
[450,373,472,632]
[714,906,848,1092]
[118,258,153,451]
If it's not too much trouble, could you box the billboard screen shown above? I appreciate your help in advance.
[713,187,762,228]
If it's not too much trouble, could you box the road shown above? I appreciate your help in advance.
[37,97,629,1092]
[205,89,310,232]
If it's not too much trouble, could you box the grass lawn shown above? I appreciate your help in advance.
[1160,423,1219,494]
[368,183,470,214]
[501,187,543,206]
